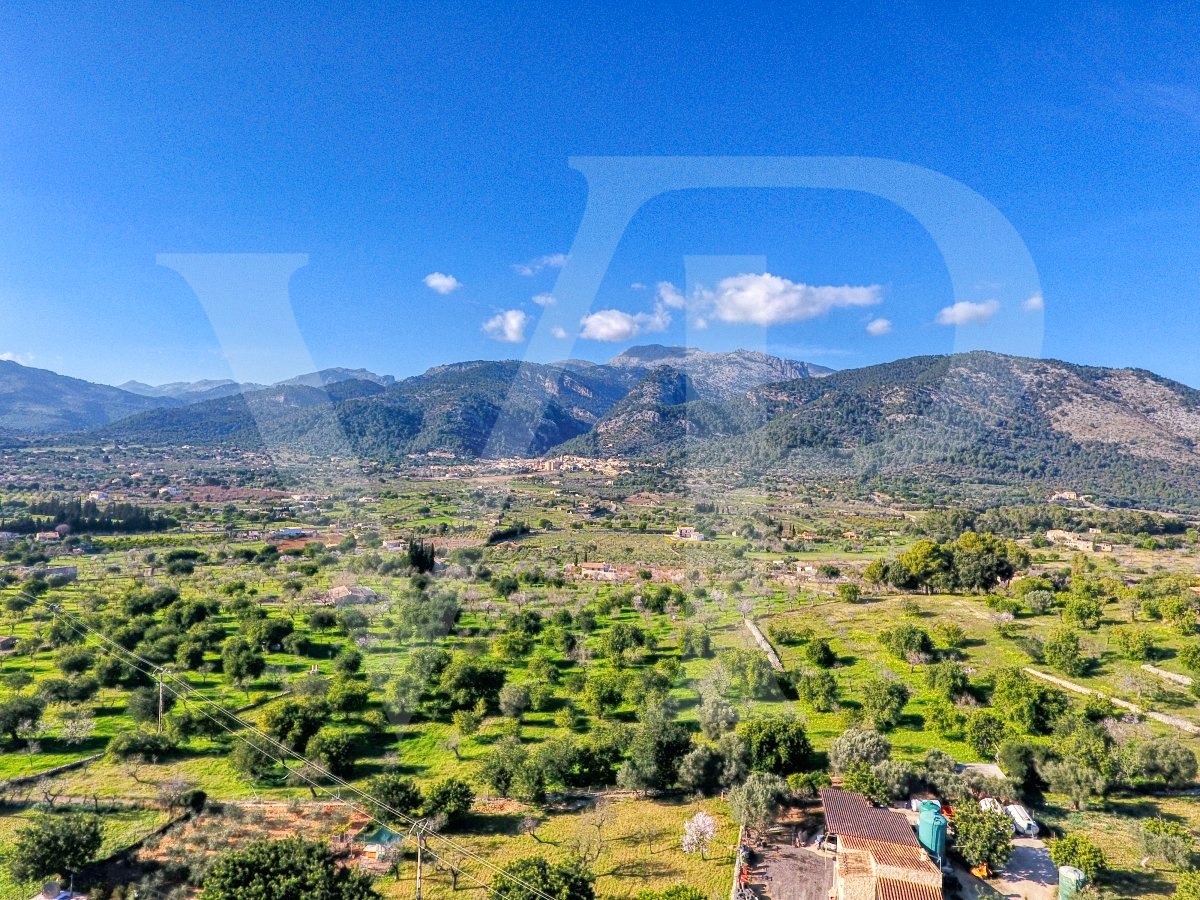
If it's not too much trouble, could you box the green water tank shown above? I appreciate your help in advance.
[1059,866,1086,900]
[917,802,947,864]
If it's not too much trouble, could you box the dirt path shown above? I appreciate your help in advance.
[1142,664,1194,688]
[1023,667,1200,735]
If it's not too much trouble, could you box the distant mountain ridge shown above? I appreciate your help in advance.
[0,360,175,433]
[0,364,399,435]
[9,347,1200,508]
[605,344,832,399]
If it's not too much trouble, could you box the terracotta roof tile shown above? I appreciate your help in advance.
[820,788,920,846]
[876,879,942,900]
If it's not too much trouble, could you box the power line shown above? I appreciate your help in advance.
[15,591,558,900]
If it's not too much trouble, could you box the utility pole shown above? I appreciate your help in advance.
[414,820,426,900]
[157,669,165,733]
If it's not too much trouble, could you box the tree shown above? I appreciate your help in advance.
[493,856,595,900]
[1048,833,1107,880]
[841,761,888,804]
[618,707,692,791]
[728,772,789,836]
[231,734,280,781]
[1044,628,1088,677]
[952,803,1013,870]
[860,678,909,731]
[990,668,1067,735]
[927,700,966,739]
[1135,738,1198,789]
[829,728,891,773]
[1177,871,1200,900]
[677,745,720,795]
[698,695,739,739]
[424,777,475,827]
[452,705,484,738]
[794,669,838,712]
[739,716,812,775]
[199,837,379,899]
[221,636,266,692]
[879,623,933,660]
[0,695,44,744]
[437,654,506,711]
[966,710,1007,759]
[681,811,717,859]
[481,738,529,797]
[1042,758,1105,810]
[368,773,424,822]
[925,660,970,700]
[262,699,328,754]
[8,812,103,884]
[308,727,358,777]
[500,683,532,719]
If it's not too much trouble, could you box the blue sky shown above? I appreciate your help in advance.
[1,2,1199,386]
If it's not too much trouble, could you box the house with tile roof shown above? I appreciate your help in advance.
[820,788,943,900]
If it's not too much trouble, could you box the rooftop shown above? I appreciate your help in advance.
[820,788,921,847]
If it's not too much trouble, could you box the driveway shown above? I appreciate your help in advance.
[956,837,1056,900]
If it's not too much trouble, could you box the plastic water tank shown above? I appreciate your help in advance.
[917,801,947,863]
[1059,866,1087,900]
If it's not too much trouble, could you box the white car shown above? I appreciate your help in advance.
[1005,804,1039,837]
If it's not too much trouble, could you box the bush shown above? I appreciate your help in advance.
[804,637,836,668]
[1139,817,1194,868]
[107,729,175,760]
[1048,833,1107,880]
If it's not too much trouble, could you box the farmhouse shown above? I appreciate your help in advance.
[324,585,379,606]
[672,526,705,541]
[35,531,61,542]
[820,787,943,900]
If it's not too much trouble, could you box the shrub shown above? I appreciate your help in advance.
[1048,833,1107,880]
[1139,817,1194,868]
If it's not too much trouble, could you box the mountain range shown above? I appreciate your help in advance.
[5,347,1200,507]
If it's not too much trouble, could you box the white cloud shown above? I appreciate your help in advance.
[532,293,556,307]
[656,281,687,309]
[423,272,463,295]
[483,309,529,343]
[710,273,881,326]
[512,253,568,277]
[0,351,33,364]
[551,326,569,340]
[630,282,647,291]
[866,318,892,336]
[579,304,671,342]
[935,299,1000,326]
[1022,292,1044,312]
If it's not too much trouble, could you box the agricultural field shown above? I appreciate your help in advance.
[0,458,1198,899]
